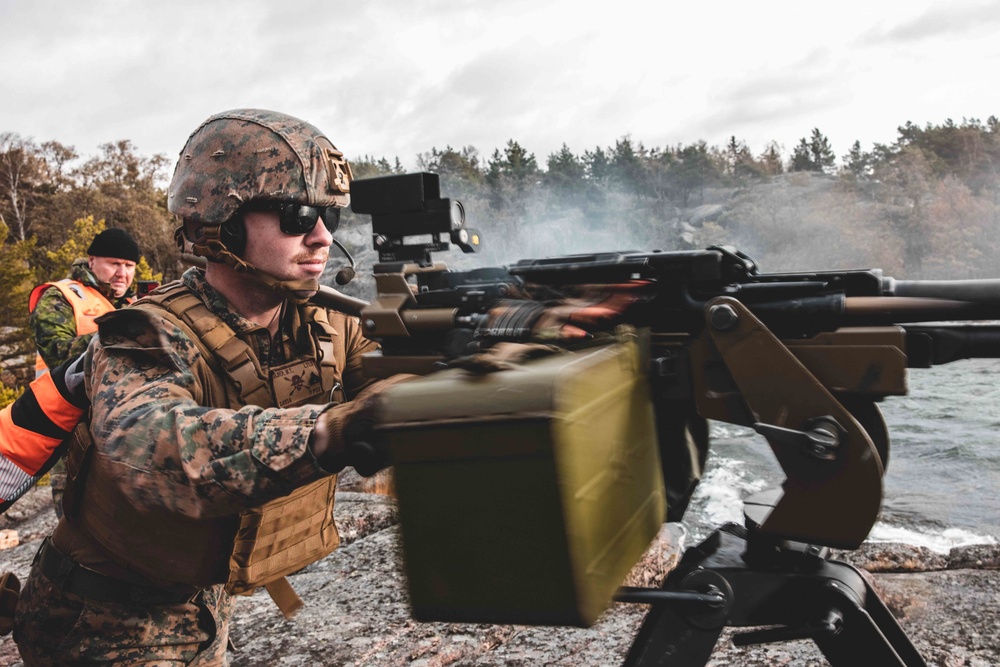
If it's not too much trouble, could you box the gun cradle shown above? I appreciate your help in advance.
[362,269,903,549]
[685,297,894,549]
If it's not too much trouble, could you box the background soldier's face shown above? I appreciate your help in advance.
[241,211,332,283]
[89,256,137,298]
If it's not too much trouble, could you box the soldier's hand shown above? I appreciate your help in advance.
[310,374,418,476]
[59,354,88,407]
[480,280,655,341]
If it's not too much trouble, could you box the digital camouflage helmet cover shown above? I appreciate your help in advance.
[168,108,353,300]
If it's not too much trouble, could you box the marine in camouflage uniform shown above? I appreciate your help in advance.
[30,235,138,519]
[13,110,403,666]
[29,257,136,371]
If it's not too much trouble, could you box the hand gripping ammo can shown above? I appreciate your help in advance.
[381,332,666,627]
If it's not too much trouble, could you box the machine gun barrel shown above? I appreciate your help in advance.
[885,277,1000,303]
[843,296,1000,324]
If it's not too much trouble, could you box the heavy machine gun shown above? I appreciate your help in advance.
[347,172,1000,666]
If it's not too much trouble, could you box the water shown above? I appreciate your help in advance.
[681,358,1000,553]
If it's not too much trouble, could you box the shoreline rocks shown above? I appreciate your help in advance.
[0,486,997,666]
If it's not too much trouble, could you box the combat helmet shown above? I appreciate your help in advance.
[169,108,353,300]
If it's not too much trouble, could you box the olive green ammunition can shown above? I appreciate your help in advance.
[381,335,666,627]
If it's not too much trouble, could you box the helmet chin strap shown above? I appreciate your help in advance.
[250,269,319,305]
[182,224,321,304]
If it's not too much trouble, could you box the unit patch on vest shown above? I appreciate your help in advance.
[271,359,324,408]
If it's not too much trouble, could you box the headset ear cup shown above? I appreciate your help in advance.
[220,218,246,256]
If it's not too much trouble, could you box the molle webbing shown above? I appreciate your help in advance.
[142,286,272,407]
[304,306,343,402]
[228,474,339,595]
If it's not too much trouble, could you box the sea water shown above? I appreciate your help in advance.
[681,358,1000,553]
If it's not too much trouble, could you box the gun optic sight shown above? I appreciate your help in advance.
[351,172,481,266]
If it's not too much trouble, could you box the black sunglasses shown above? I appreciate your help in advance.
[244,201,341,236]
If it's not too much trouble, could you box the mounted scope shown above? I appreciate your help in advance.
[350,172,481,266]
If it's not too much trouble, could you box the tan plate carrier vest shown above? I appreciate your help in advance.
[64,282,346,617]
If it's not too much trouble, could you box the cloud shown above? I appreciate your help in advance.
[859,1,1000,44]
[690,50,851,145]
[3,0,1000,175]
[320,33,621,164]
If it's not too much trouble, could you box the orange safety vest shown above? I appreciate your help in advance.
[28,280,117,377]
[0,368,85,512]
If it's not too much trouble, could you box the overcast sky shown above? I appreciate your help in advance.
[2,0,998,173]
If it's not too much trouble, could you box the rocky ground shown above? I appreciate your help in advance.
[0,480,996,666]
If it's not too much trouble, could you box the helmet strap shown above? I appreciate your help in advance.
[249,271,320,305]
[182,223,319,304]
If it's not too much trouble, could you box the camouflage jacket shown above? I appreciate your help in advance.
[82,268,379,518]
[29,258,136,369]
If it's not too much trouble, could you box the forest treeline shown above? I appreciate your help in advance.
[1,116,998,386]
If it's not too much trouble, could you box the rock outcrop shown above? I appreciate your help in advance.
[0,486,996,666]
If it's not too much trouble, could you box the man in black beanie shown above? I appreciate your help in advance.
[27,227,141,516]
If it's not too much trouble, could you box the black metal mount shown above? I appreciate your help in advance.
[616,519,927,666]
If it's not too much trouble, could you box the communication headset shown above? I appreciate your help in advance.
[219,217,247,257]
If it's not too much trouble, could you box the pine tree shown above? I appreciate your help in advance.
[790,138,815,172]
[758,141,784,176]
[609,136,647,193]
[842,140,871,179]
[416,146,482,188]
[583,146,611,184]
[545,144,585,200]
[808,128,836,173]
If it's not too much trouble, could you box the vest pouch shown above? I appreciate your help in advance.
[225,475,340,595]
[77,450,236,589]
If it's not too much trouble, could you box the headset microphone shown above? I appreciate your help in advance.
[331,237,357,285]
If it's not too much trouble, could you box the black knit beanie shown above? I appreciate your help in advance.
[87,228,140,263]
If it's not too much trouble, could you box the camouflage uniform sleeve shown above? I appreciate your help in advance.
[85,309,331,520]
[29,288,94,369]
[336,312,381,398]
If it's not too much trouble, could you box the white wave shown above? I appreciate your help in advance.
[868,522,998,554]
[688,457,770,528]
[708,423,756,440]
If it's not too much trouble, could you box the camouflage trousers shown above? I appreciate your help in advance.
[13,546,234,666]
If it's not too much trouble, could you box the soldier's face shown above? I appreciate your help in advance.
[89,256,137,298]
[242,210,332,282]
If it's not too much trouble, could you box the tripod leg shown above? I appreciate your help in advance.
[620,525,929,667]
[622,603,722,667]
[813,575,928,667]
[622,542,735,667]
